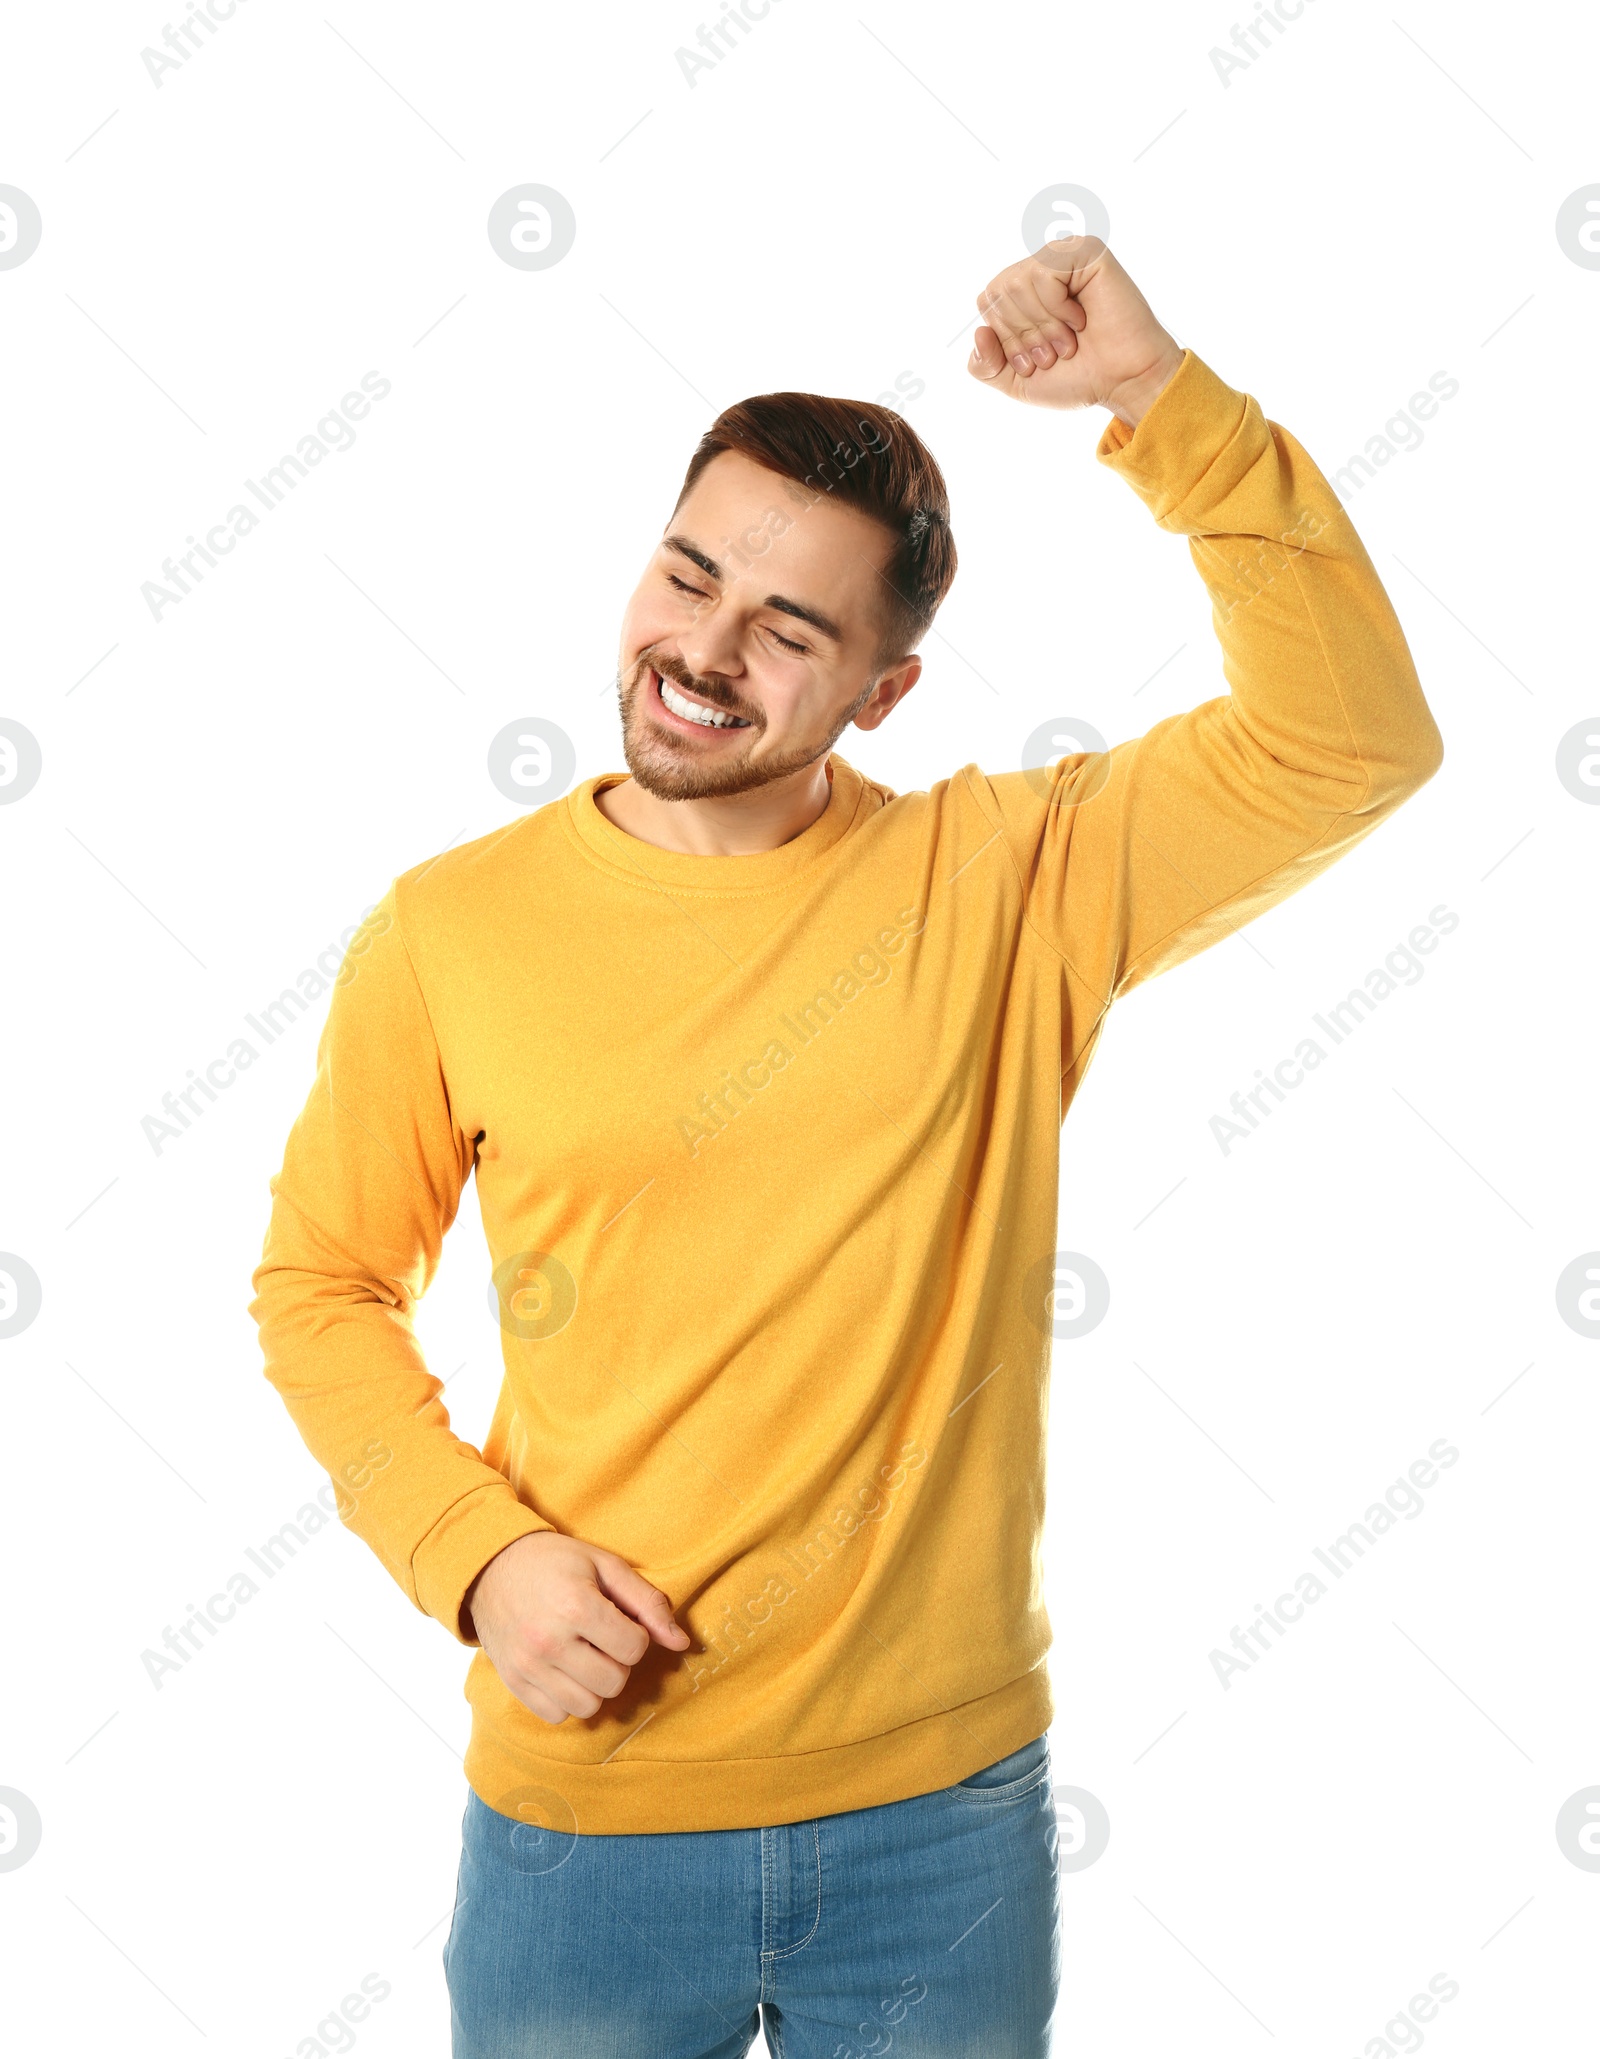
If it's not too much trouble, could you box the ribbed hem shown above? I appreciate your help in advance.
[461,1666,1054,1834]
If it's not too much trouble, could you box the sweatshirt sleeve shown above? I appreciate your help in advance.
[247,882,551,1644]
[961,348,1444,1065]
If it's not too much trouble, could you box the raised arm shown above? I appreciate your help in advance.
[962,239,1443,1031]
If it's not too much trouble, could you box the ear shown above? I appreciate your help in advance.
[852,654,921,732]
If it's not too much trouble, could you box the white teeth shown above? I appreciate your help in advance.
[659,675,747,729]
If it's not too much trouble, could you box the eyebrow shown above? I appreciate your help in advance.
[663,534,844,644]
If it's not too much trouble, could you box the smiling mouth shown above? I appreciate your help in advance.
[651,667,753,732]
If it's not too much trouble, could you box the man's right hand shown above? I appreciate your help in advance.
[463,1531,691,1725]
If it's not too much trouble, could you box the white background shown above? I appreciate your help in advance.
[3,0,1597,2052]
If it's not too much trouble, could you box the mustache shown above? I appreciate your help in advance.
[642,653,764,728]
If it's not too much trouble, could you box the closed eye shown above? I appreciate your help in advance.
[670,574,809,655]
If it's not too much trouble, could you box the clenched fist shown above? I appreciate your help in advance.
[968,236,1184,428]
[465,1530,691,1725]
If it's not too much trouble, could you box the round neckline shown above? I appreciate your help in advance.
[563,753,869,894]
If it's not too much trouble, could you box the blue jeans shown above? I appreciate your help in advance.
[444,1734,1060,2057]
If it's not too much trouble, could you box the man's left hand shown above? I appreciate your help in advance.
[967,237,1184,428]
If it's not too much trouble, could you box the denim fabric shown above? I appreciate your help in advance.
[445,1735,1059,2057]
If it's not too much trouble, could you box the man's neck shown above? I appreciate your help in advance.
[594,758,835,856]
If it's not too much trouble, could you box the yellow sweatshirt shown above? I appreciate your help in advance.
[249,350,1442,1833]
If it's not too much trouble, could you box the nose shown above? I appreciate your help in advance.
[673,609,747,684]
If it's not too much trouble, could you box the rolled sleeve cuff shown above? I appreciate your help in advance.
[1096,348,1254,527]
[412,1484,555,1646]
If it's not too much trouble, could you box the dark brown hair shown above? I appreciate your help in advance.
[674,393,957,670]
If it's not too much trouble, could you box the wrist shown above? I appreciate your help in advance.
[1106,340,1185,429]
[462,1532,529,1640]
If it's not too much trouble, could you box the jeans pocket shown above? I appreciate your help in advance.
[948,1733,1051,1801]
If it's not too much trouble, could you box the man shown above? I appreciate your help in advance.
[250,236,1442,2056]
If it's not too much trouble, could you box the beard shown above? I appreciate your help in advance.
[616,652,872,802]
